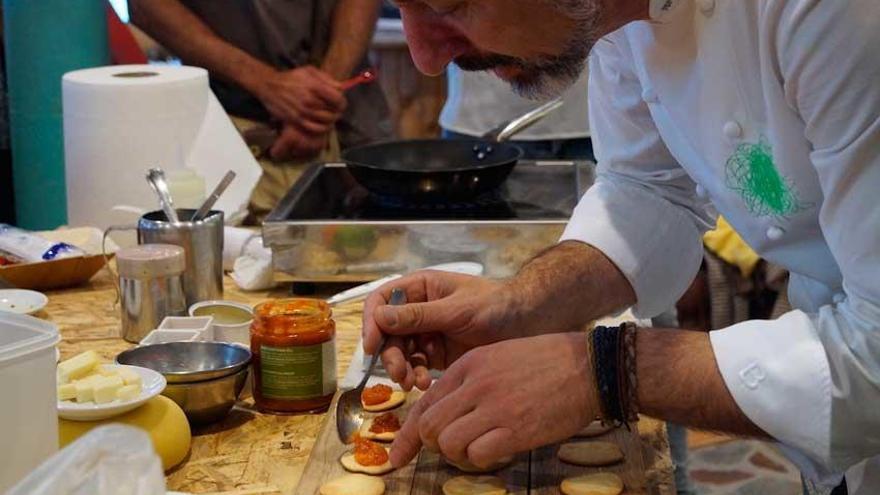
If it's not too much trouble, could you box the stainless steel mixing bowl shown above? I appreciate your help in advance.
[116,341,251,383]
[162,367,249,425]
[116,342,252,424]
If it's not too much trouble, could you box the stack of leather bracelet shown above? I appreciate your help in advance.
[590,322,639,427]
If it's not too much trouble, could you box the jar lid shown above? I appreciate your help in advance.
[117,244,185,279]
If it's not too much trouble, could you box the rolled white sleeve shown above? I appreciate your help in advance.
[711,0,880,481]
[561,35,714,318]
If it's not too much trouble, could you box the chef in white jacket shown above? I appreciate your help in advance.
[362,0,880,493]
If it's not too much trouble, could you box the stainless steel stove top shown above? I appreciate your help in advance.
[263,160,594,281]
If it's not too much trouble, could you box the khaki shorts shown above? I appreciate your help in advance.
[231,116,340,225]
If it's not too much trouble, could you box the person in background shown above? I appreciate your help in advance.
[130,0,392,223]
[441,65,593,161]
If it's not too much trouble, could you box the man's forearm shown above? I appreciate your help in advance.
[509,241,765,436]
[320,0,381,79]
[638,328,767,437]
[505,241,636,337]
[129,0,274,96]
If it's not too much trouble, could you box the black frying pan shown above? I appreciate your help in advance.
[343,139,523,199]
[342,97,564,199]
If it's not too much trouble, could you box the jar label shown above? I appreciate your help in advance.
[259,341,336,400]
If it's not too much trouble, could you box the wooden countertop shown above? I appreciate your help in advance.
[46,270,674,494]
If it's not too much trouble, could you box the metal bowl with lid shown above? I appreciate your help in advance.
[116,342,251,383]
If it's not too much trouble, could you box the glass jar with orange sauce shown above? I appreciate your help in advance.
[251,298,337,413]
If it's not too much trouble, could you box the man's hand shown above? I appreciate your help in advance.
[256,66,347,134]
[389,333,599,468]
[269,124,328,161]
[362,271,523,391]
[363,242,635,392]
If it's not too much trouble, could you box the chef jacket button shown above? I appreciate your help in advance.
[643,88,659,104]
[833,293,846,304]
[695,184,708,199]
[766,226,785,240]
[697,0,715,14]
[723,121,743,139]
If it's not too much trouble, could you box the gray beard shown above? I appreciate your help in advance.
[508,0,603,99]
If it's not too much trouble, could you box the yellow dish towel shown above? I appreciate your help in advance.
[703,217,761,277]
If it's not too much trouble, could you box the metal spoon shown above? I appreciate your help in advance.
[192,171,236,222]
[145,168,180,223]
[336,287,406,443]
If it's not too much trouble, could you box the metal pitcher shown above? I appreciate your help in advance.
[138,209,224,307]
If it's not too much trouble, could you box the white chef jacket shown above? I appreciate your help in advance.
[560,0,880,492]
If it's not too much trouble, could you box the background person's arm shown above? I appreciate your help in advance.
[129,0,275,99]
[130,0,347,152]
[320,0,383,80]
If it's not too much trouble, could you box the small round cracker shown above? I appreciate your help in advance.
[363,390,407,412]
[442,475,508,495]
[444,455,514,473]
[557,441,624,467]
[560,472,624,495]
[339,448,394,475]
[320,473,386,495]
[360,416,399,442]
[573,421,615,438]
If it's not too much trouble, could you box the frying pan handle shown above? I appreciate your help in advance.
[485,97,565,142]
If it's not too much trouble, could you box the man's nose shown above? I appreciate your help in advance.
[400,9,471,76]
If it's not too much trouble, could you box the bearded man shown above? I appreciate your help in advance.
[362,1,880,494]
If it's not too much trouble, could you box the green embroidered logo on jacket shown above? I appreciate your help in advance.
[725,139,809,217]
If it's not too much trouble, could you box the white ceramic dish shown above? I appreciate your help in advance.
[0,289,48,315]
[57,364,166,421]
[137,315,215,345]
[188,300,253,346]
[139,329,202,346]
[158,316,214,333]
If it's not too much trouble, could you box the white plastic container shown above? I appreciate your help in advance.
[0,313,60,492]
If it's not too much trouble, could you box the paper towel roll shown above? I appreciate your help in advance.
[63,65,261,229]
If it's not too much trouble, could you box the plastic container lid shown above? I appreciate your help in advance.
[117,244,185,279]
[0,312,60,366]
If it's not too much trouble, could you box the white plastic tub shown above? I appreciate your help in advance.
[0,312,60,492]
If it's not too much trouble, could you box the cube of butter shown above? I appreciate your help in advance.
[75,381,96,403]
[57,350,100,384]
[73,373,104,386]
[96,366,119,377]
[116,384,141,401]
[57,383,77,401]
[93,376,124,404]
[116,367,142,388]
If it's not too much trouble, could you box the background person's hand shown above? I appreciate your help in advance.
[268,124,328,161]
[388,332,599,468]
[257,66,347,134]
[362,271,523,392]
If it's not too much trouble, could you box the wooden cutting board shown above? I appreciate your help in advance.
[294,390,665,495]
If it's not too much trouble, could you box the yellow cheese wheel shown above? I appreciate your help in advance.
[59,395,191,471]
